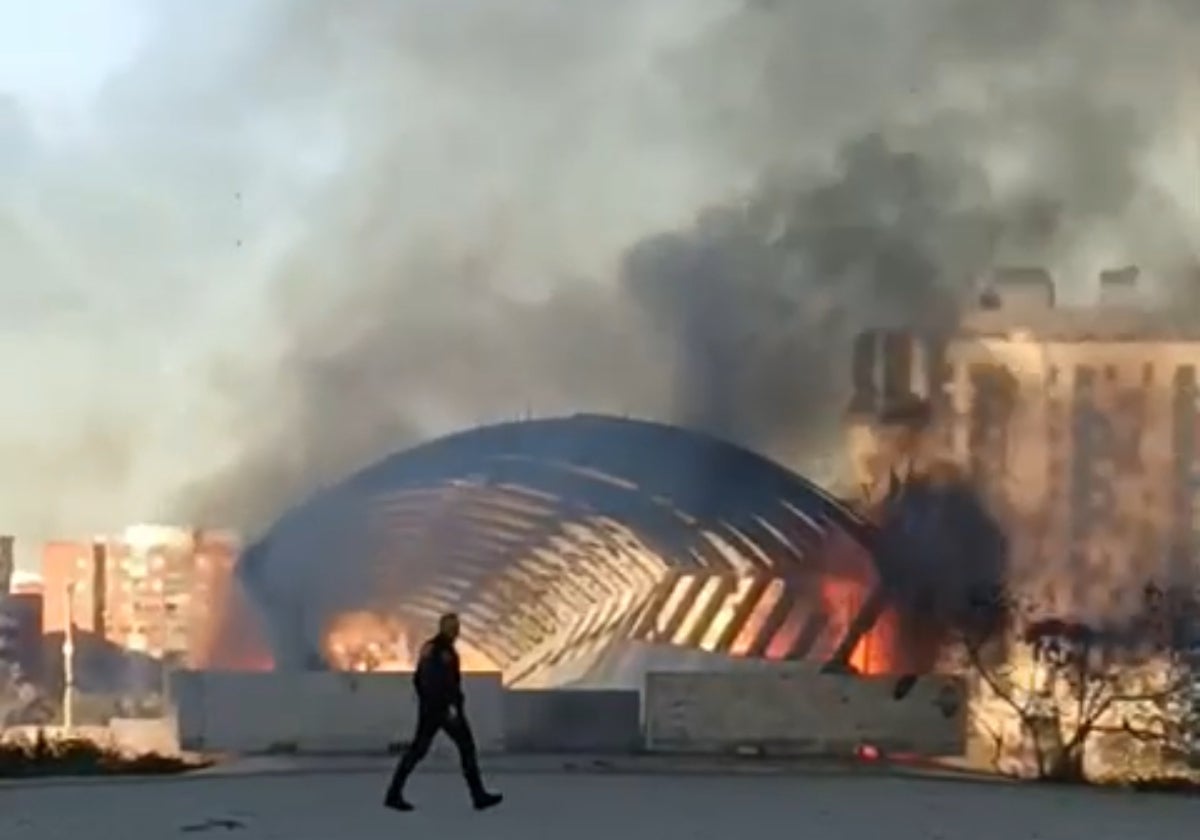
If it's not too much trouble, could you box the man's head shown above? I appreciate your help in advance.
[437,612,460,641]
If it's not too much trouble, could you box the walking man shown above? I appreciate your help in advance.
[384,612,503,812]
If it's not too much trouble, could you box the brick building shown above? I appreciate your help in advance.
[41,526,238,667]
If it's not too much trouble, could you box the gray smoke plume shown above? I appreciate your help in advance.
[177,0,1200,536]
[1,0,1198,547]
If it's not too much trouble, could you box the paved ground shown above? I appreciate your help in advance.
[0,761,1196,840]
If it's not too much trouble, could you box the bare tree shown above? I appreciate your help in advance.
[960,585,1196,782]
[0,663,55,728]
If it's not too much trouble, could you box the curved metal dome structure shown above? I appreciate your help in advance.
[241,414,893,686]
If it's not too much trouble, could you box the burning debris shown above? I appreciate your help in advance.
[322,611,414,672]
[322,610,496,674]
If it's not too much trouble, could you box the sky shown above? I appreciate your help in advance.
[2,0,1200,582]
[0,1,143,570]
[0,1,268,571]
[0,2,143,110]
[0,0,734,569]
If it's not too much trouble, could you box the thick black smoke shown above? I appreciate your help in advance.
[621,132,1002,452]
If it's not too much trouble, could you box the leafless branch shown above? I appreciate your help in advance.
[1092,719,1169,744]
[964,639,1034,721]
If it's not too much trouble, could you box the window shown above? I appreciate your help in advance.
[1075,366,1095,393]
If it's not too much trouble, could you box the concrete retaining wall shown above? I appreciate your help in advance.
[644,667,966,756]
[503,689,641,754]
[173,667,965,758]
[171,671,504,755]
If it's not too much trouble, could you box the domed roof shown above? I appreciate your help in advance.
[242,414,884,680]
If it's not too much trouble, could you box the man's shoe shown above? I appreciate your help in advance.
[473,792,503,811]
[384,794,415,812]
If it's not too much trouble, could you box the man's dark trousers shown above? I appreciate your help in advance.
[386,703,486,800]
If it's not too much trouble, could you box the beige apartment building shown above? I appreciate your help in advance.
[42,525,239,667]
[847,267,1200,622]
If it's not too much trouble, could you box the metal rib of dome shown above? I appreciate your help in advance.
[242,414,886,685]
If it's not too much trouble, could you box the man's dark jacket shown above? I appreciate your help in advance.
[412,634,465,711]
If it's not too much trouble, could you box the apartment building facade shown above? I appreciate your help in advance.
[846,267,1200,623]
[41,525,238,667]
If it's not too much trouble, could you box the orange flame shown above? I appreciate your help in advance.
[324,611,415,671]
[322,611,496,672]
[197,570,275,671]
[820,574,898,675]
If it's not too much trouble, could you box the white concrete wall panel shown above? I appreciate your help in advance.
[172,671,504,754]
[644,667,965,756]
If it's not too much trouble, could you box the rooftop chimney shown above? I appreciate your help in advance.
[0,536,12,595]
[978,266,1056,313]
[1098,265,1140,307]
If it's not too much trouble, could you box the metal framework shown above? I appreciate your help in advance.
[243,414,887,684]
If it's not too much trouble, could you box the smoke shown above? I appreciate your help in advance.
[2,0,1200,545]
[621,132,999,450]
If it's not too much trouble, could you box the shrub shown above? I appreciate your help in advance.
[0,731,209,778]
